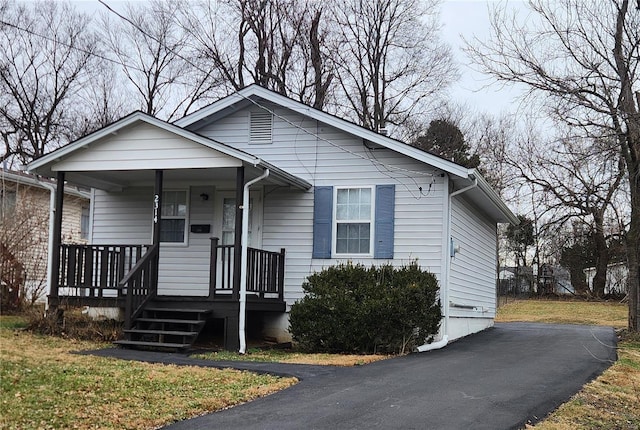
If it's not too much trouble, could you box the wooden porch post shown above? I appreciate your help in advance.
[150,170,163,295]
[152,170,163,245]
[49,171,65,300]
[232,166,244,300]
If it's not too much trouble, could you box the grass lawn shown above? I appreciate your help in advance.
[0,316,296,430]
[2,300,637,429]
[496,299,628,328]
[497,299,640,429]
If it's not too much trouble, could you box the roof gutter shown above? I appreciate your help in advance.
[238,168,270,354]
[416,174,477,353]
[471,171,519,225]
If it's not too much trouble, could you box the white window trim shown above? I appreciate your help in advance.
[157,188,190,246]
[332,186,375,257]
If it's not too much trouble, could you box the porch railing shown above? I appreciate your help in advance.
[119,243,159,329]
[209,238,285,300]
[58,244,152,298]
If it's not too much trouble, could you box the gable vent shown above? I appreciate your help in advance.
[250,110,273,144]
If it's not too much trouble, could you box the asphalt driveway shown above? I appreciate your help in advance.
[88,322,617,430]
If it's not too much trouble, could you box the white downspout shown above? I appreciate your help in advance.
[42,183,57,312]
[417,174,478,352]
[238,168,270,354]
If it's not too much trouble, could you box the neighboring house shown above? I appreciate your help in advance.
[539,264,574,295]
[1,169,90,306]
[27,85,517,351]
[498,266,534,296]
[584,262,628,296]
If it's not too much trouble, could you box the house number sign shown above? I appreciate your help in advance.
[153,194,159,224]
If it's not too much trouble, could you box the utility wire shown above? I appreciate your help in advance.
[4,1,442,182]
[0,19,184,83]
[96,0,439,181]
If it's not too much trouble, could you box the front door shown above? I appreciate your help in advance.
[217,190,262,247]
[214,190,263,292]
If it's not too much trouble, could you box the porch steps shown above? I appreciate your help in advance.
[113,340,193,349]
[114,305,212,352]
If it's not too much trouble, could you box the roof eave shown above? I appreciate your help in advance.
[176,85,471,179]
[255,160,311,190]
[470,169,519,225]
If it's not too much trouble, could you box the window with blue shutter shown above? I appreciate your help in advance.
[374,185,395,259]
[314,184,395,259]
[312,186,333,258]
[335,187,372,254]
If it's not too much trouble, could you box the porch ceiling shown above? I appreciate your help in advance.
[63,165,303,192]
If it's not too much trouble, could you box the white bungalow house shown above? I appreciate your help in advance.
[27,85,517,352]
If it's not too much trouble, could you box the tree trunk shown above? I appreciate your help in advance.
[613,0,639,331]
[627,184,640,331]
[591,213,611,298]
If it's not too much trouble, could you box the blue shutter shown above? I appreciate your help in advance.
[312,186,333,258]
[375,185,395,259]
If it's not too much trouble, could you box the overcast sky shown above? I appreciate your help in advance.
[440,0,528,117]
[70,0,527,118]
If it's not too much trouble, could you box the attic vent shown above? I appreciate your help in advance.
[249,110,273,144]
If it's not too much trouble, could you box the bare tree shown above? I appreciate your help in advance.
[330,0,457,133]
[0,1,97,165]
[175,0,334,108]
[512,130,626,298]
[99,0,213,121]
[72,62,131,137]
[467,0,640,330]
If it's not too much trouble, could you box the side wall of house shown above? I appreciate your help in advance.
[196,103,446,298]
[195,104,448,341]
[448,195,497,340]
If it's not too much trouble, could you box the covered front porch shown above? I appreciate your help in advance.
[27,112,311,351]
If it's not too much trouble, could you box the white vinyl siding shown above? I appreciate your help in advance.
[91,186,215,296]
[91,188,152,245]
[448,197,497,317]
[158,186,214,296]
[52,122,242,171]
[194,104,446,305]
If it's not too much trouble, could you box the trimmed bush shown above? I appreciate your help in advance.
[289,262,441,354]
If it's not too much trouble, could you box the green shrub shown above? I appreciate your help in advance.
[289,262,441,354]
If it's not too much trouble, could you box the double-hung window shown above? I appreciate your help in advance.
[334,187,373,255]
[160,190,188,243]
[313,184,394,259]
